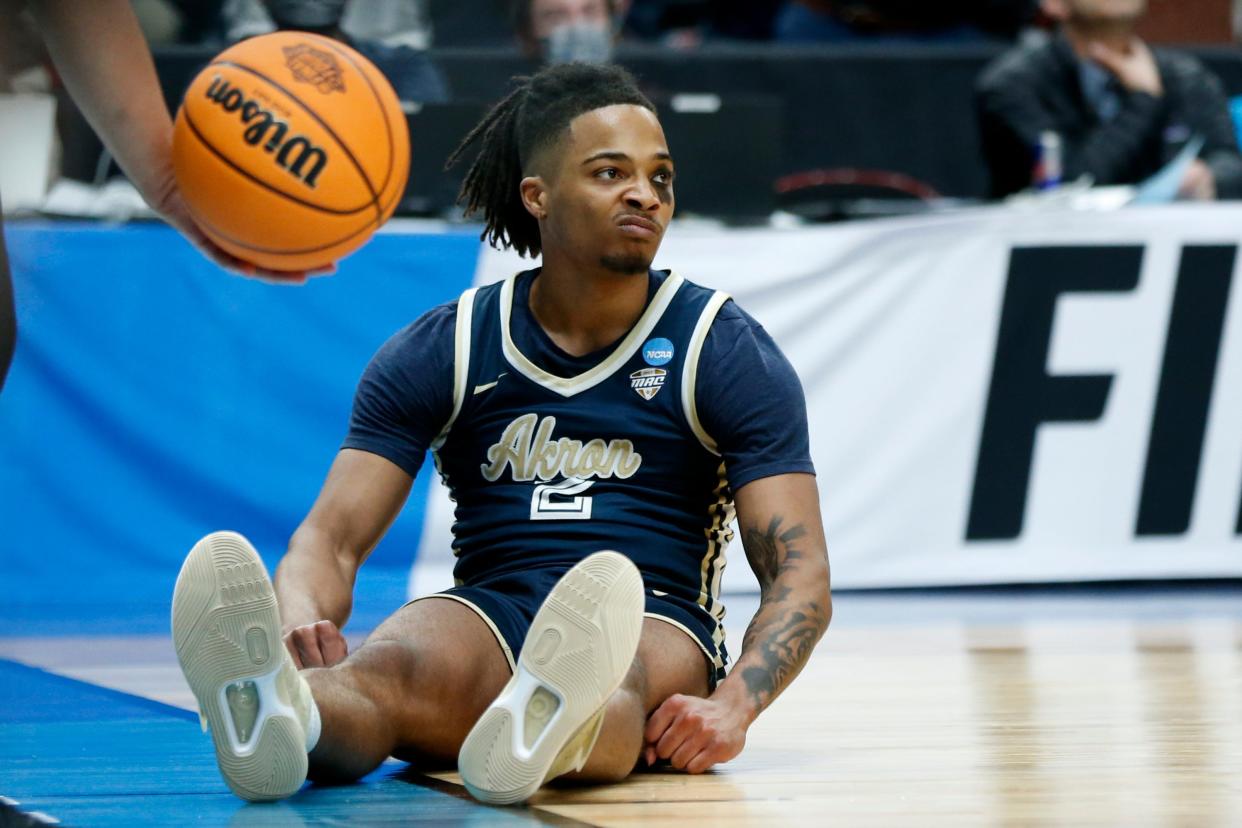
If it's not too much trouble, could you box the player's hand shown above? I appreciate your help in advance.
[283,620,348,668]
[1178,159,1217,201]
[642,694,748,774]
[1088,38,1163,97]
[146,173,335,284]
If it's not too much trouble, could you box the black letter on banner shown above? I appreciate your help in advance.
[967,246,1142,540]
[1137,245,1236,536]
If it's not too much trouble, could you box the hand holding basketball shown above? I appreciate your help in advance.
[172,31,410,274]
[148,169,330,283]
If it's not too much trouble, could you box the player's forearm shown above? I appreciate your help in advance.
[30,0,175,200]
[273,523,359,633]
[712,535,831,722]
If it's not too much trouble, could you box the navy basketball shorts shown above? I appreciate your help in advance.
[409,566,728,690]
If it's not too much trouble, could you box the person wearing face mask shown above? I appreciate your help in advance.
[976,0,1242,199]
[514,0,620,64]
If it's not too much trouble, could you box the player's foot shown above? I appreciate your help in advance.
[171,531,317,801]
[458,550,645,805]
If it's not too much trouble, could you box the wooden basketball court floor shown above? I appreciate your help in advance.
[2,582,1241,826]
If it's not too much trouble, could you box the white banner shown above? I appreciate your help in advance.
[413,205,1242,594]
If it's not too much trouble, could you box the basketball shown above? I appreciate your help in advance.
[171,32,410,272]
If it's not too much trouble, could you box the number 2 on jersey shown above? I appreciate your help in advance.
[530,476,594,520]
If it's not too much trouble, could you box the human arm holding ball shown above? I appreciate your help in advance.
[29,0,323,282]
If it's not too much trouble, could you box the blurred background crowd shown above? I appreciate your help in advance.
[4,0,1242,221]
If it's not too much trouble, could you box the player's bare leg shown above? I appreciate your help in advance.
[458,551,647,803]
[173,531,511,799]
[302,598,511,782]
[568,617,711,783]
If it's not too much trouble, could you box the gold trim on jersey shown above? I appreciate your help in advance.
[499,271,686,397]
[431,286,479,450]
[681,290,731,455]
[697,461,735,651]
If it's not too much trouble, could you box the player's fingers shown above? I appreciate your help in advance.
[685,747,720,775]
[282,633,305,669]
[668,731,708,771]
[643,694,685,744]
[643,745,658,766]
[249,262,336,284]
[655,709,699,760]
[254,272,309,286]
[316,620,348,666]
[291,627,325,667]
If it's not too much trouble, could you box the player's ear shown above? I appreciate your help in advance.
[520,176,548,221]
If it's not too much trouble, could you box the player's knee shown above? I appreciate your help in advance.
[618,655,650,707]
[336,638,421,701]
[579,756,634,785]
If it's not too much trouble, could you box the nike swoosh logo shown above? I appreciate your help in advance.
[473,373,507,395]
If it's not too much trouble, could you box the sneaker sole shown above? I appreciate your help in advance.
[458,551,644,805]
[171,531,307,801]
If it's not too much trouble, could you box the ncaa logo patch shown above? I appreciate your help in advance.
[643,338,674,366]
[630,367,667,400]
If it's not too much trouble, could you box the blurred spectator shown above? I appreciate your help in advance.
[429,0,513,48]
[624,0,783,44]
[774,1,1037,44]
[226,0,431,48]
[124,1,238,45]
[224,0,449,102]
[0,0,50,92]
[514,0,620,63]
[977,0,1242,199]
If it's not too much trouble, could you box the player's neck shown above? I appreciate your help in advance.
[529,256,650,358]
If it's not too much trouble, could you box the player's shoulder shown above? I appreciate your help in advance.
[666,275,772,362]
[394,298,458,337]
[664,271,738,311]
[373,298,459,363]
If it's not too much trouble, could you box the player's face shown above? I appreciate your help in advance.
[544,104,674,275]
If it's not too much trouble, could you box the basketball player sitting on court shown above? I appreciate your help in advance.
[172,62,832,804]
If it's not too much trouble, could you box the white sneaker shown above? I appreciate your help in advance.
[171,531,315,801]
[458,551,645,805]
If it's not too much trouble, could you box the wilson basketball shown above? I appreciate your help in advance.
[172,32,410,272]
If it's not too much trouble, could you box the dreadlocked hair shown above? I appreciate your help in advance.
[446,62,655,258]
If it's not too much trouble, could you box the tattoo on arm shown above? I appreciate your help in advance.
[742,515,807,589]
[737,514,829,713]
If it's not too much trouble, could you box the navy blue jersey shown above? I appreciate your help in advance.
[436,270,733,612]
[343,269,815,655]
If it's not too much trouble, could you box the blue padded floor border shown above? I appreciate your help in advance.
[0,660,587,827]
[0,568,412,637]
